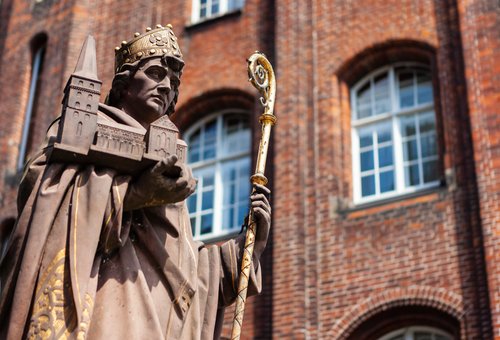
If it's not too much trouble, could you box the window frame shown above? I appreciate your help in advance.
[191,0,244,23]
[184,109,251,241]
[351,62,440,204]
[378,325,453,340]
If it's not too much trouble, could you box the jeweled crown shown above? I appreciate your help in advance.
[114,24,183,73]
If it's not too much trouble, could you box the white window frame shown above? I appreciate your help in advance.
[378,326,453,340]
[185,109,251,241]
[191,0,244,23]
[351,63,440,204]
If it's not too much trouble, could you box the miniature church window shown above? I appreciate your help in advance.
[351,63,440,203]
[185,111,251,240]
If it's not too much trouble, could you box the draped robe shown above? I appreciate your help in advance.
[0,104,262,339]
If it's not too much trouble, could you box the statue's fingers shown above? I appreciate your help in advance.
[251,193,271,213]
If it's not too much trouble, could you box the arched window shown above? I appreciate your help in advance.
[185,110,251,240]
[351,63,440,203]
[378,326,453,340]
[18,34,47,170]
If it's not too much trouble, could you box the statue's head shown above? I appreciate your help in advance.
[107,25,184,126]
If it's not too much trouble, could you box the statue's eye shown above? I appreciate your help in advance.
[145,67,167,81]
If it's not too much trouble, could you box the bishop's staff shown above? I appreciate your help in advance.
[231,52,276,340]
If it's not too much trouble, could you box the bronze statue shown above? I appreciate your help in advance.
[0,25,271,340]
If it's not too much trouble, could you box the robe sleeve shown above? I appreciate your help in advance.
[217,233,262,307]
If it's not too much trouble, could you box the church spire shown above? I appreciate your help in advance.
[73,35,99,80]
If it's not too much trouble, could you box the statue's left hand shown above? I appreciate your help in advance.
[124,155,197,210]
[251,184,271,261]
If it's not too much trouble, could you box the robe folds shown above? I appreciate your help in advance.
[0,104,262,340]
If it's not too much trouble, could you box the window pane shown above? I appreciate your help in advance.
[417,71,433,104]
[403,140,418,161]
[223,114,251,155]
[398,71,415,108]
[356,82,371,119]
[421,133,437,157]
[359,132,373,148]
[380,170,395,193]
[401,115,416,137]
[419,112,436,133]
[423,160,440,182]
[187,194,197,212]
[377,128,392,144]
[190,217,196,235]
[405,164,420,186]
[188,129,201,162]
[203,120,217,160]
[373,72,390,114]
[200,214,213,234]
[378,146,393,167]
[222,207,234,229]
[238,204,247,227]
[200,7,207,18]
[212,3,219,15]
[201,190,214,210]
[361,175,375,197]
[360,150,374,171]
[414,332,432,340]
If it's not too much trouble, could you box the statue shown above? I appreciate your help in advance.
[0,25,271,340]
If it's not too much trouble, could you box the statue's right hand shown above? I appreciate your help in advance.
[124,155,197,211]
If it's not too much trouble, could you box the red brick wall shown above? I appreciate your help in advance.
[0,0,499,339]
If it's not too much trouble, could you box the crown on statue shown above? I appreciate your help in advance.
[114,24,183,73]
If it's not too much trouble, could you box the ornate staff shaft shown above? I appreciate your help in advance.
[231,52,276,340]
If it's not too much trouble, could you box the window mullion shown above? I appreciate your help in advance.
[213,115,224,234]
[195,177,202,237]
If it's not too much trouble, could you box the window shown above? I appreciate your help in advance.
[378,326,452,340]
[351,64,440,203]
[191,0,244,22]
[18,36,47,170]
[186,111,251,240]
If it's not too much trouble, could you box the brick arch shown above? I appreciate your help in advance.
[335,39,437,87]
[327,286,464,340]
[171,88,254,133]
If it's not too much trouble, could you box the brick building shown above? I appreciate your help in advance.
[0,0,499,339]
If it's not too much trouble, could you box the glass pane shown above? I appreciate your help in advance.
[417,71,433,104]
[200,7,207,18]
[201,0,207,3]
[201,190,214,210]
[211,3,219,14]
[403,140,418,161]
[238,204,248,227]
[204,174,214,186]
[356,82,371,119]
[361,175,375,197]
[419,113,436,133]
[423,160,440,182]
[190,217,196,235]
[401,115,416,137]
[421,133,438,157]
[378,146,393,167]
[399,71,415,108]
[223,115,250,155]
[360,150,374,171]
[187,194,197,212]
[188,129,201,162]
[238,178,250,201]
[201,214,213,234]
[359,132,373,148]
[380,170,394,193]
[377,128,392,144]
[203,120,217,160]
[373,72,390,114]
[414,332,432,340]
[405,164,420,186]
[222,207,234,230]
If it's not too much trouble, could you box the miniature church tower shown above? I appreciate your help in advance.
[56,35,101,155]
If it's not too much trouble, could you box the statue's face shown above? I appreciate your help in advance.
[120,57,180,127]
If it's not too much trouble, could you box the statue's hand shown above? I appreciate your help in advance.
[251,184,271,261]
[124,155,197,211]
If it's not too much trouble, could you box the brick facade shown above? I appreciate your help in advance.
[0,0,498,339]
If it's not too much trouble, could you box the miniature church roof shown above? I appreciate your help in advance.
[73,35,100,81]
[150,115,179,132]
